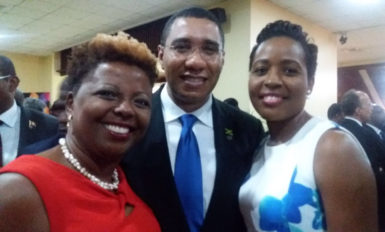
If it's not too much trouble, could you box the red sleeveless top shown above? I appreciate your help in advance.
[0,155,160,232]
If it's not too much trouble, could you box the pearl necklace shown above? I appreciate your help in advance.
[59,138,119,191]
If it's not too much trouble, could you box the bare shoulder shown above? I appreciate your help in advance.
[314,129,378,231]
[0,173,49,232]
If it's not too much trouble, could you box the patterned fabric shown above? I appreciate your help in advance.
[239,118,335,232]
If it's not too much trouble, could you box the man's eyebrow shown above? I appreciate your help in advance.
[170,38,190,44]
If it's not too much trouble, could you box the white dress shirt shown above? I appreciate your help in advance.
[160,84,216,215]
[0,100,21,165]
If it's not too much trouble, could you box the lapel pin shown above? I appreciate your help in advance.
[225,128,233,140]
[29,120,36,129]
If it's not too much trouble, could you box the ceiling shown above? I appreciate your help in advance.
[0,0,384,66]
[0,0,224,55]
[269,0,385,66]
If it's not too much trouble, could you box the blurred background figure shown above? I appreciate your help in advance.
[367,104,385,145]
[340,89,385,230]
[223,97,239,109]
[49,99,66,135]
[23,97,46,112]
[327,102,344,124]
[14,89,24,106]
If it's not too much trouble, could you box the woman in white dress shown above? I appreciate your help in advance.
[239,20,378,232]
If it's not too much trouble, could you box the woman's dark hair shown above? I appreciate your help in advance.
[249,20,318,82]
[66,32,158,95]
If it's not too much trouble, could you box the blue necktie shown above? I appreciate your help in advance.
[174,114,203,232]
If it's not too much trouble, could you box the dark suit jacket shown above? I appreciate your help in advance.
[340,118,385,230]
[17,107,59,156]
[122,87,265,232]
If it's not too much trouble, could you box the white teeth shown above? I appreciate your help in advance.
[105,124,129,134]
[264,95,281,103]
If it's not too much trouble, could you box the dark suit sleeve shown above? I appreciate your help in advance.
[18,108,59,156]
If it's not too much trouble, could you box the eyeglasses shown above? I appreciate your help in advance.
[165,43,223,61]
[0,75,10,80]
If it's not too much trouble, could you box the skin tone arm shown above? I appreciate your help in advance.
[314,129,378,232]
[0,173,49,232]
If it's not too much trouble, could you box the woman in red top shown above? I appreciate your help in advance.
[0,32,161,232]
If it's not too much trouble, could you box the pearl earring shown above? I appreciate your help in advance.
[66,114,73,128]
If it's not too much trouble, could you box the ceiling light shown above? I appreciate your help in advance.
[349,0,379,4]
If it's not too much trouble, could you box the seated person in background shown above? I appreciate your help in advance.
[327,102,344,124]
[239,20,378,232]
[0,55,58,166]
[23,97,47,112]
[0,32,161,232]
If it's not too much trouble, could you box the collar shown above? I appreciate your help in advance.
[0,100,19,127]
[366,123,381,135]
[345,116,363,126]
[160,83,213,128]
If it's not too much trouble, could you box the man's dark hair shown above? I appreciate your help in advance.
[340,89,360,116]
[160,7,224,48]
[249,20,318,82]
[327,103,343,120]
[0,55,16,77]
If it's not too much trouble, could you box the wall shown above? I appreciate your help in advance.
[249,0,338,119]
[1,51,52,93]
[211,0,252,111]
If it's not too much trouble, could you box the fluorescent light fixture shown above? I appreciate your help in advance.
[349,0,380,4]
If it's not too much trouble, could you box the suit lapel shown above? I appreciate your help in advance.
[18,107,31,155]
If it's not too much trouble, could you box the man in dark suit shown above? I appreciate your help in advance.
[122,7,265,232]
[340,89,385,231]
[0,55,58,166]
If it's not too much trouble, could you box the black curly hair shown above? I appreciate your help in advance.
[249,20,318,82]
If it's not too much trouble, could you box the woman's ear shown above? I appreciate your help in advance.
[65,91,74,118]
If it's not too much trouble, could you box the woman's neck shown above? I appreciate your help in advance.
[267,111,312,146]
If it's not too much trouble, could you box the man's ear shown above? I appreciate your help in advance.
[9,76,20,93]
[158,45,165,69]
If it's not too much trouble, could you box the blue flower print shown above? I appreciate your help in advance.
[259,167,326,232]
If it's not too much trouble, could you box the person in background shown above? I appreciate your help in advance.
[122,7,265,232]
[339,89,385,231]
[0,32,160,232]
[327,102,344,124]
[23,97,47,112]
[368,104,385,144]
[0,55,58,166]
[14,89,24,106]
[239,20,377,232]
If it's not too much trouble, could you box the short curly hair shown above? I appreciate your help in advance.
[249,20,318,82]
[66,32,158,95]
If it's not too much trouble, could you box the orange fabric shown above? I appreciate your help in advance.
[0,155,160,232]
